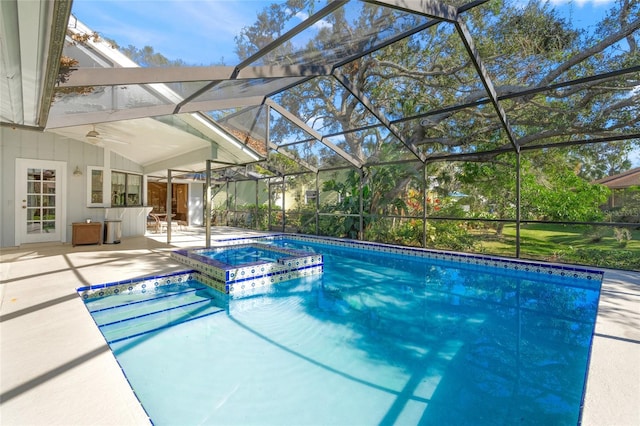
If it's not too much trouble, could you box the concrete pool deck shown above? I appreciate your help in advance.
[1,227,638,425]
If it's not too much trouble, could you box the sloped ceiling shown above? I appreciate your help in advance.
[0,1,261,177]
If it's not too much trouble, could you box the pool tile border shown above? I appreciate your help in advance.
[77,270,195,300]
[77,234,604,301]
[214,234,605,282]
[193,265,323,298]
[170,243,324,294]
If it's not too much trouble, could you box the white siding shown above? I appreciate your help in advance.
[0,127,148,247]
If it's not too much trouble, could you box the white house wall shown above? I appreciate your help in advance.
[0,126,147,248]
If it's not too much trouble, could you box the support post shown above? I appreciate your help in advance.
[359,168,364,240]
[268,180,272,231]
[423,163,428,248]
[282,176,286,232]
[224,180,231,226]
[205,160,211,248]
[234,181,238,227]
[516,151,521,258]
[166,170,172,244]
[255,179,259,230]
[315,171,320,235]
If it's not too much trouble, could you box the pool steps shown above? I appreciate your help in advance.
[83,282,225,344]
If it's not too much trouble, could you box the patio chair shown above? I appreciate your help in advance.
[147,213,160,233]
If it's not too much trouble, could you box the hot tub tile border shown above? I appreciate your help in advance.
[171,243,324,295]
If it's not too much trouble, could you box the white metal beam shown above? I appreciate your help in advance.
[58,64,332,88]
[45,105,176,128]
[175,96,267,114]
[45,95,267,128]
[0,0,24,124]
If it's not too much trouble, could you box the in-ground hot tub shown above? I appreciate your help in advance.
[171,243,323,296]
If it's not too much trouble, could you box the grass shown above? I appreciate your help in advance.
[471,223,640,271]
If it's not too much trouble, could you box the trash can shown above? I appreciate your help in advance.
[103,220,122,244]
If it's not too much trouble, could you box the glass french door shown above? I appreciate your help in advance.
[15,159,66,244]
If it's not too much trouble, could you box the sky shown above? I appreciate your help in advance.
[71,0,290,65]
[70,0,638,166]
[71,0,618,66]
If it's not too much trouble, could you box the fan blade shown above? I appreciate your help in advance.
[102,137,129,145]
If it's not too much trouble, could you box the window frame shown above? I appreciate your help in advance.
[86,166,109,207]
[110,170,143,207]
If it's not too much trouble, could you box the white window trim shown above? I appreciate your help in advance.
[86,166,110,207]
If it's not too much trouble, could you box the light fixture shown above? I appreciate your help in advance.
[86,129,100,139]
[85,127,101,146]
[73,166,83,176]
[86,125,100,139]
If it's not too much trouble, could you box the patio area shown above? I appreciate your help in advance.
[1,227,638,425]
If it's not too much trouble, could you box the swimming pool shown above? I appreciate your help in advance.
[78,235,603,425]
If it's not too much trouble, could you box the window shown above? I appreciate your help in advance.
[87,166,107,207]
[111,171,142,206]
[305,190,317,205]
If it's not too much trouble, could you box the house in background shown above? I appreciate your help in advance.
[593,167,640,219]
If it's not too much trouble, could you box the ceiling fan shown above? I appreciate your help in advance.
[85,125,129,146]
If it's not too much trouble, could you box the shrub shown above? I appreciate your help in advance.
[613,227,632,248]
[569,248,639,270]
[584,226,607,243]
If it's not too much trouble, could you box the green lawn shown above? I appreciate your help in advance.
[473,223,640,271]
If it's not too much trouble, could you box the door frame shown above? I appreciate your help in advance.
[14,158,68,246]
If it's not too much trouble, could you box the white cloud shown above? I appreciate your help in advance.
[294,10,331,30]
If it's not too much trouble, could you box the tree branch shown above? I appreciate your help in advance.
[538,16,640,87]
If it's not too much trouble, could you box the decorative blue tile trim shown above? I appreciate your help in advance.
[170,243,324,295]
[78,235,604,303]
[88,286,207,313]
[207,234,604,283]
[77,270,195,300]
[283,234,605,281]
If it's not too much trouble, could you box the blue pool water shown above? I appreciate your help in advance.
[82,238,602,425]
[198,246,288,266]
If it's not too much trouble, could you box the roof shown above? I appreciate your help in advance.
[593,167,640,189]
